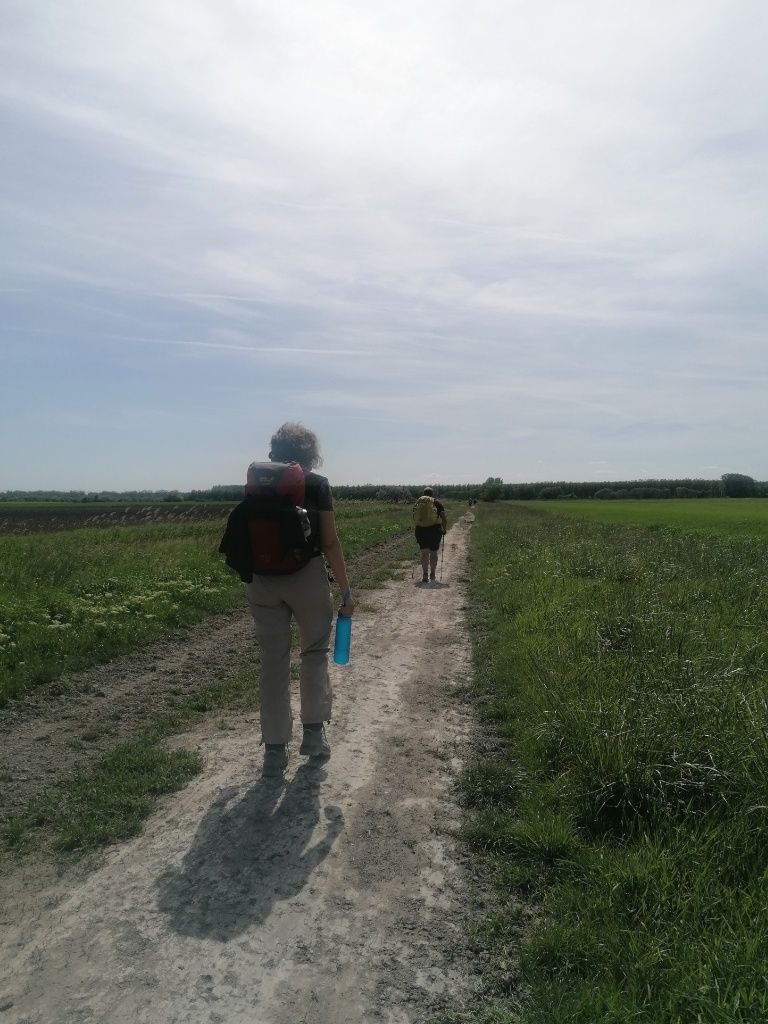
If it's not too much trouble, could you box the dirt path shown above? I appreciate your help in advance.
[0,531,415,824]
[0,517,478,1023]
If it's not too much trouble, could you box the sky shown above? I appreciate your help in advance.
[2,1,767,490]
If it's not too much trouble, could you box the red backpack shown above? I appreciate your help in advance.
[242,462,314,574]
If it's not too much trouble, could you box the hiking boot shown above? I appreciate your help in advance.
[262,743,289,778]
[429,572,436,582]
[422,571,429,583]
[299,724,331,759]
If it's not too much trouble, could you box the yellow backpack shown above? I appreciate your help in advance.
[413,495,439,527]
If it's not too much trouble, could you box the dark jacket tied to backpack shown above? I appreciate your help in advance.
[219,500,256,582]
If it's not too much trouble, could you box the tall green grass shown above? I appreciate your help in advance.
[0,501,411,704]
[465,504,768,1022]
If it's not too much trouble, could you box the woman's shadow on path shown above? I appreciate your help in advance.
[156,762,344,942]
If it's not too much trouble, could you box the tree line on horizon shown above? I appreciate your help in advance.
[1,474,764,503]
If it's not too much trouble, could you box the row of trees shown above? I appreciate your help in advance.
[184,474,768,503]
[332,474,766,502]
[1,474,764,503]
[0,489,188,503]
[472,474,766,502]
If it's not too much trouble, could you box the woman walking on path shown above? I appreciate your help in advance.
[412,487,447,583]
[220,422,354,777]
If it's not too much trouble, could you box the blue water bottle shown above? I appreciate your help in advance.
[333,591,352,665]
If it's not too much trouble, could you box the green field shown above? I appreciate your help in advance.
[525,497,768,537]
[463,503,768,1023]
[0,500,412,704]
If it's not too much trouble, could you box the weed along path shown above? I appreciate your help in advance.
[1,516,478,1023]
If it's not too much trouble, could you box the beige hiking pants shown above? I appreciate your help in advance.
[244,556,334,745]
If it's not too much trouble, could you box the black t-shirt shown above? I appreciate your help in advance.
[304,471,333,556]
[304,472,333,512]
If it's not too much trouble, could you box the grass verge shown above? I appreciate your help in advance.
[461,503,768,1023]
[5,745,202,853]
[3,668,258,854]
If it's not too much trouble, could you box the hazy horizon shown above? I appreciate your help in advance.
[1,472,761,497]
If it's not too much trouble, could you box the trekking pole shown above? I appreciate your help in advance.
[439,531,445,581]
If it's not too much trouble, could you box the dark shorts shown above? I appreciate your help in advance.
[415,525,443,551]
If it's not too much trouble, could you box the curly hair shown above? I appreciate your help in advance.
[269,422,322,471]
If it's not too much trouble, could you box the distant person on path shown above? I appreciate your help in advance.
[412,487,447,583]
[219,422,354,778]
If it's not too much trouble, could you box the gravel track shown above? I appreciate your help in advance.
[1,516,478,1023]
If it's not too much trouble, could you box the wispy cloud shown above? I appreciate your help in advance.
[2,0,767,487]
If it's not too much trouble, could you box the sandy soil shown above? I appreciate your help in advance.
[0,516,479,1023]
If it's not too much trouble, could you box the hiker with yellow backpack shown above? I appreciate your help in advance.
[412,487,447,583]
